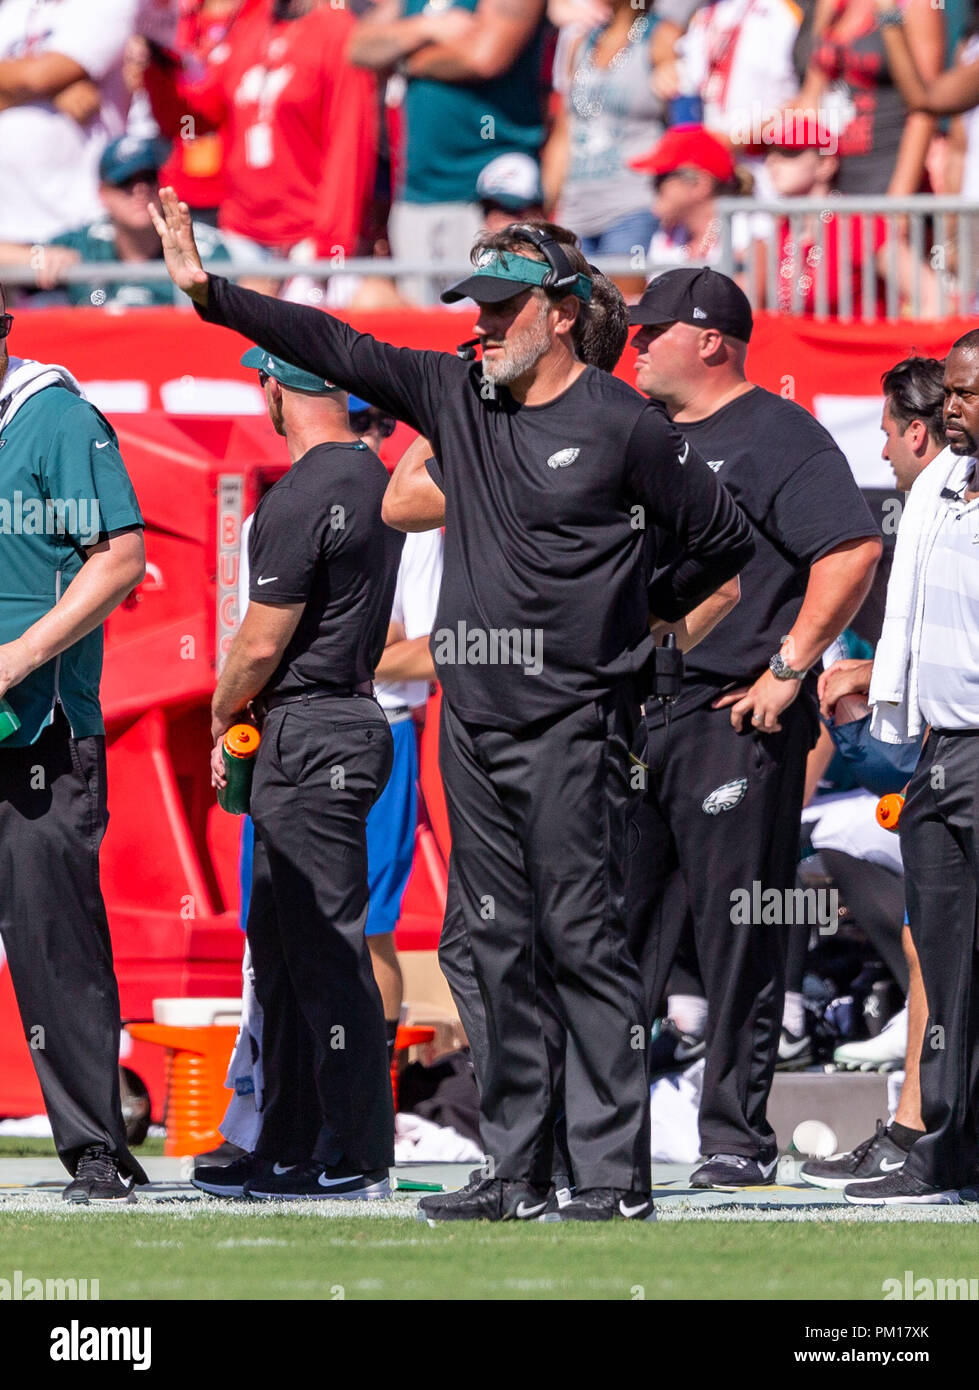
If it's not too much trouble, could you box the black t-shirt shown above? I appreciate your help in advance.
[646,385,879,726]
[247,440,404,699]
[201,278,755,731]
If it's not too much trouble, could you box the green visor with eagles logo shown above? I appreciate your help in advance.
[441,250,593,305]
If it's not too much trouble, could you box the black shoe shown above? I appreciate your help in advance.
[776,1026,813,1071]
[689,1152,778,1189]
[843,1170,960,1205]
[246,1161,390,1200]
[417,1177,550,1223]
[193,1140,247,1170]
[539,1177,575,1216]
[799,1120,908,1191]
[62,1145,137,1205]
[192,1152,271,1198]
[543,1188,655,1222]
[648,1019,705,1078]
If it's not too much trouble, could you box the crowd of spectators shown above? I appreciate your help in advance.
[0,0,977,311]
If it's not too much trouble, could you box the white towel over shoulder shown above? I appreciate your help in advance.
[869,446,964,744]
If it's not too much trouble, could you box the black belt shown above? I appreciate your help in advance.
[930,727,979,737]
[258,682,374,715]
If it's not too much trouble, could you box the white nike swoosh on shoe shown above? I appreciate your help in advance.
[619,1199,650,1218]
[514,1199,547,1218]
[879,1158,906,1171]
[317,1171,364,1188]
[272,1162,295,1176]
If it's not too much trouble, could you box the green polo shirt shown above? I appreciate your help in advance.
[0,383,143,746]
[400,0,546,204]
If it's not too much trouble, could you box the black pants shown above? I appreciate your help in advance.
[438,691,649,1191]
[439,857,573,1180]
[247,697,395,1170]
[0,709,146,1183]
[901,731,979,1189]
[627,698,814,1159]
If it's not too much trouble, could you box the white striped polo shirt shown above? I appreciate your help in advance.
[918,453,979,730]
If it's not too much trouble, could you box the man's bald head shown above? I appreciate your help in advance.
[952,328,979,358]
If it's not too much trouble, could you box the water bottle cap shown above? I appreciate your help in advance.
[224,724,261,758]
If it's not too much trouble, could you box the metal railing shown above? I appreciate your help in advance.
[1,195,976,319]
[716,195,979,322]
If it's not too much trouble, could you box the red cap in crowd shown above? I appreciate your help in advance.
[629,126,736,184]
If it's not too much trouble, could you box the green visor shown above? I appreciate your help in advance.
[441,250,592,305]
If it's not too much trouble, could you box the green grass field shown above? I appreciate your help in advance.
[0,1137,165,1159]
[1,1208,977,1300]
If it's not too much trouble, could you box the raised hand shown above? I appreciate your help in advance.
[148,187,210,305]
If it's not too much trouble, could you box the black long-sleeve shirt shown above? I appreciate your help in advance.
[198,277,755,729]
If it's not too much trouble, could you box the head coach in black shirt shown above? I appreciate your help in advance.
[628,268,882,1189]
[151,193,755,1222]
[206,347,403,1201]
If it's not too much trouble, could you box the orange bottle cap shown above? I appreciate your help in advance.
[875,793,904,829]
[224,724,261,758]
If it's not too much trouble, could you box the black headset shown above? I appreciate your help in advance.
[455,226,590,360]
[511,224,584,295]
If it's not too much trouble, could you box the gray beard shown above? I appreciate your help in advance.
[480,314,550,386]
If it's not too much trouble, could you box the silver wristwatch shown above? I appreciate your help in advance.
[769,652,807,681]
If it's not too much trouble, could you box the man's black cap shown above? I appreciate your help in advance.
[628,267,753,342]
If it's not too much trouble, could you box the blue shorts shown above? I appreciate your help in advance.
[238,718,418,937]
[365,717,418,937]
[240,814,255,930]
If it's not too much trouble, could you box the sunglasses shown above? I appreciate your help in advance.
[116,170,159,193]
[350,410,396,439]
[258,370,270,387]
[0,313,12,339]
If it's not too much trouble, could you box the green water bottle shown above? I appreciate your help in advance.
[217,723,261,814]
[0,698,21,744]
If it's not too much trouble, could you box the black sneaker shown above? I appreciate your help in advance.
[246,1162,391,1200]
[62,1145,137,1205]
[799,1120,908,1191]
[648,1019,705,1078]
[543,1188,655,1222]
[193,1140,247,1170]
[416,1177,550,1223]
[539,1177,575,1216]
[689,1152,778,1189]
[843,1170,961,1205]
[192,1152,272,1198]
[776,1026,813,1071]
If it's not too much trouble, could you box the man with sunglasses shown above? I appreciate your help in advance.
[2,135,230,306]
[153,196,754,1222]
[0,282,148,1203]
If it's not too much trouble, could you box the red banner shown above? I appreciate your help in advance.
[13,306,972,487]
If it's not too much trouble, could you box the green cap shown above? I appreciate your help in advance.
[241,347,339,394]
[441,250,592,305]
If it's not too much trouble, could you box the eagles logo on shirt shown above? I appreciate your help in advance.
[547,448,580,470]
[702,778,747,814]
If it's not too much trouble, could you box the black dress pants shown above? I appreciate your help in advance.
[247,697,394,1171]
[0,707,146,1183]
[438,689,649,1192]
[901,731,979,1189]
[627,698,814,1159]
